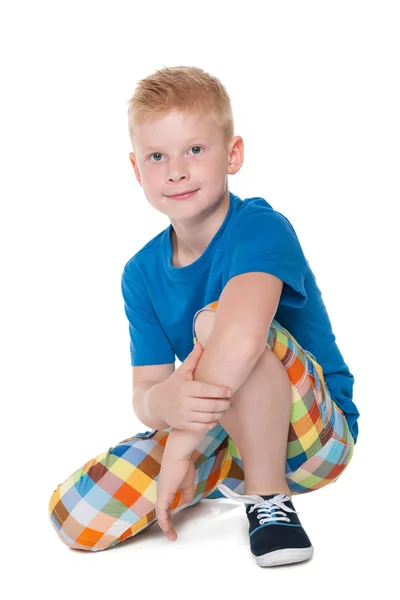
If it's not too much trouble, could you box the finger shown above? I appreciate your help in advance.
[157,505,174,538]
[158,509,177,541]
[156,495,177,541]
[193,383,231,398]
[193,399,231,414]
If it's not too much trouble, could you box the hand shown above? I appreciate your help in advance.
[151,342,232,431]
[156,453,196,542]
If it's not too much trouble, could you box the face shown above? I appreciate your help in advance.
[128,110,243,221]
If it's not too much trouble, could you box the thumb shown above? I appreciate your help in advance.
[179,342,203,374]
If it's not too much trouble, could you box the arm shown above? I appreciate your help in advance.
[165,272,283,459]
[132,382,170,430]
[165,331,263,458]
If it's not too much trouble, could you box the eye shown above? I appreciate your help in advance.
[189,146,202,155]
[149,152,164,162]
[148,146,203,162]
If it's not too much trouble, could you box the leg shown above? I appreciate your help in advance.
[194,310,292,497]
[194,304,356,499]
[48,426,231,551]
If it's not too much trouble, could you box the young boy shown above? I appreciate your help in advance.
[48,65,359,567]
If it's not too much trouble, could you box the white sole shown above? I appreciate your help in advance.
[256,545,314,567]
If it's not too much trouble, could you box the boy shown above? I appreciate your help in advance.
[48,65,359,567]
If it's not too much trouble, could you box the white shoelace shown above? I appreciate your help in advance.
[217,483,299,524]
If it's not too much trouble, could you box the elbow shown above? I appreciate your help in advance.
[243,334,267,360]
[212,323,267,360]
[226,330,267,361]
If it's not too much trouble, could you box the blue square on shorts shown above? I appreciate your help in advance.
[110,444,131,457]
[287,451,308,472]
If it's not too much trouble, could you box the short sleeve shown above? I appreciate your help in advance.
[228,210,308,308]
[121,264,175,366]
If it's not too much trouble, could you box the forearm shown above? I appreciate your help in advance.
[165,330,264,459]
[194,326,263,396]
[132,382,170,430]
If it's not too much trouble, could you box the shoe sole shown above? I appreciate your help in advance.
[256,545,314,567]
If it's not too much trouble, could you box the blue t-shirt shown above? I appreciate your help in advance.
[121,191,359,443]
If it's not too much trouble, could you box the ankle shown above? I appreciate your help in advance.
[245,486,292,497]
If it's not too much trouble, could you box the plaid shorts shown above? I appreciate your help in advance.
[48,302,355,551]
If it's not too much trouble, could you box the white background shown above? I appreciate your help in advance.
[1,0,398,596]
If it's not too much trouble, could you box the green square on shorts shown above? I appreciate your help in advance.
[227,436,241,459]
[102,497,130,518]
[286,438,305,459]
[298,473,322,488]
[291,398,309,421]
[196,479,207,495]
[275,330,287,346]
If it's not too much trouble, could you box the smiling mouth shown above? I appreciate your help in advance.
[167,189,199,199]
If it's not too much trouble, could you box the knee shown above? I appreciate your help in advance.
[48,484,98,552]
[194,308,216,346]
[48,485,77,550]
[194,307,278,350]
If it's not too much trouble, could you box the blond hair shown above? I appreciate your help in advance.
[127,65,234,151]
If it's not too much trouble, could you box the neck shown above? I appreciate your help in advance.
[170,188,230,258]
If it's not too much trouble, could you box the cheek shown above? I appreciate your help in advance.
[203,157,226,183]
[198,155,223,176]
[142,165,162,185]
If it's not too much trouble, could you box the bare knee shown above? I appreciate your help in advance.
[194,309,216,346]
[195,309,272,352]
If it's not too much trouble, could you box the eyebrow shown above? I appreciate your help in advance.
[142,138,206,152]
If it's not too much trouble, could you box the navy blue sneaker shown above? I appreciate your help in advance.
[217,483,314,567]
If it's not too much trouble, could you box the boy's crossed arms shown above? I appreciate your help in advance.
[152,272,283,540]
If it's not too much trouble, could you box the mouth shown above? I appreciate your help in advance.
[166,189,199,200]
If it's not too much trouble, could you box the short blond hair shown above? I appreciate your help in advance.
[127,65,234,151]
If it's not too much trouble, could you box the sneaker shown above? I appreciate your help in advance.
[217,483,314,567]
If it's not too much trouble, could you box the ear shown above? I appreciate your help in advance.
[227,136,244,175]
[129,152,142,186]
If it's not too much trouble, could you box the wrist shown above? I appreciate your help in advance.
[145,383,169,429]
[166,426,205,460]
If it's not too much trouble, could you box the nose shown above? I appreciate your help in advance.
[167,157,189,182]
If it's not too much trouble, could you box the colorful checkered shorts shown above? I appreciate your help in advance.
[48,301,355,551]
